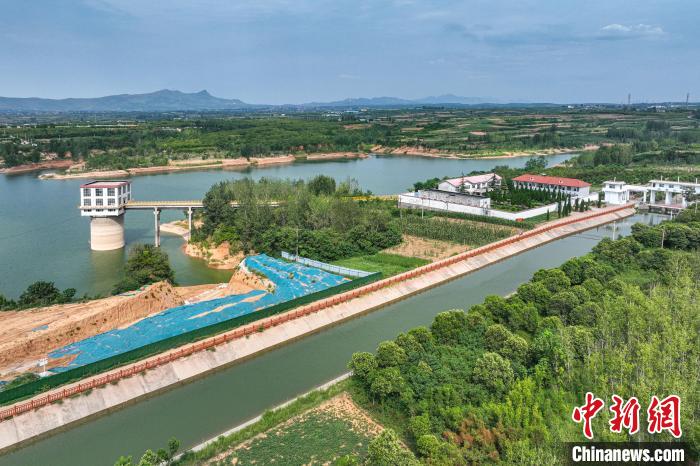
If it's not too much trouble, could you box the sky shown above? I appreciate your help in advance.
[0,0,698,104]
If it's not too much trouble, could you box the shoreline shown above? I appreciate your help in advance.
[35,152,369,180]
[27,146,592,180]
[371,144,597,160]
[160,220,244,270]
[0,159,74,175]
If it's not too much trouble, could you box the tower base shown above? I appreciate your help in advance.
[90,215,125,251]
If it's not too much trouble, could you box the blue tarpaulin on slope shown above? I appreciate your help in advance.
[48,254,348,371]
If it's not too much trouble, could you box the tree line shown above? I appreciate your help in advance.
[347,216,700,463]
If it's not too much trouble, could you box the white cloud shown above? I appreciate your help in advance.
[599,23,665,39]
[338,73,360,80]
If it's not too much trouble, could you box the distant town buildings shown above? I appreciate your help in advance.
[437,173,502,195]
[512,174,591,197]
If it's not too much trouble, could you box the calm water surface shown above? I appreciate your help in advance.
[0,212,662,466]
[0,153,573,298]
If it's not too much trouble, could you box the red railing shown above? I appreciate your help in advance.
[0,204,633,422]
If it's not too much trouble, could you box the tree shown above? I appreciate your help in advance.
[18,281,74,307]
[547,291,580,320]
[113,244,175,294]
[472,352,514,395]
[348,352,378,384]
[430,310,472,345]
[114,456,133,466]
[516,282,552,312]
[156,437,180,465]
[366,429,419,466]
[137,449,158,466]
[416,434,442,458]
[532,268,571,293]
[0,294,16,311]
[524,155,547,172]
[376,341,407,367]
[307,175,336,196]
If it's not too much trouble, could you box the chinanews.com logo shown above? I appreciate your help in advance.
[564,392,697,465]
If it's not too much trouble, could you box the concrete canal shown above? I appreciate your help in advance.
[0,212,662,466]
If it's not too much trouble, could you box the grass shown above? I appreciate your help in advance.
[175,380,351,465]
[226,409,372,465]
[332,253,430,277]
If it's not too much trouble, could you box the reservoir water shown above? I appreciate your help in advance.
[0,211,662,466]
[0,153,573,298]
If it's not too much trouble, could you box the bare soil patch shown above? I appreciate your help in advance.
[384,234,470,261]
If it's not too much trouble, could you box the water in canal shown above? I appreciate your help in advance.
[0,153,573,298]
[0,212,662,466]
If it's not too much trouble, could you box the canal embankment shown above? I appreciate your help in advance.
[0,203,635,453]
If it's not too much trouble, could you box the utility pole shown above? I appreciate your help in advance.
[661,227,665,249]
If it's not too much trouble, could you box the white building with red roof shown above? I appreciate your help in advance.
[512,174,590,197]
[437,173,502,194]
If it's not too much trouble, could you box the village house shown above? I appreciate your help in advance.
[512,174,590,197]
[437,173,502,194]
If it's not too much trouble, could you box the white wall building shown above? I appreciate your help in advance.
[437,173,502,194]
[604,178,700,207]
[512,174,591,197]
[602,181,630,205]
[80,180,131,217]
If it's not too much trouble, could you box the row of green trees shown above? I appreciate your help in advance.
[348,218,700,463]
[489,182,571,210]
[0,281,76,311]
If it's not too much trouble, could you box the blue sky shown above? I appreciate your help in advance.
[0,0,697,103]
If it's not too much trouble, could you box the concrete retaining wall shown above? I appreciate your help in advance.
[0,205,636,452]
[399,191,601,220]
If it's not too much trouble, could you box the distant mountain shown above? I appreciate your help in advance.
[0,89,548,113]
[414,94,496,105]
[298,94,498,108]
[0,89,252,112]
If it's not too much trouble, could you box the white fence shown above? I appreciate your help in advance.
[281,252,373,278]
[398,192,600,221]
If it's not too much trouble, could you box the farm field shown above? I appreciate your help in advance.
[332,253,430,277]
[206,393,382,465]
[3,107,699,171]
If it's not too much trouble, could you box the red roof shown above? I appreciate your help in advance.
[512,174,590,188]
[80,180,130,188]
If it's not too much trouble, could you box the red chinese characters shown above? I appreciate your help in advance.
[609,394,641,435]
[647,395,682,438]
[572,392,605,439]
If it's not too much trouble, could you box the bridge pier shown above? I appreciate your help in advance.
[187,207,193,239]
[153,208,161,247]
[90,215,125,251]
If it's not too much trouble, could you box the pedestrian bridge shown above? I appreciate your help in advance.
[124,200,281,247]
[125,200,204,209]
